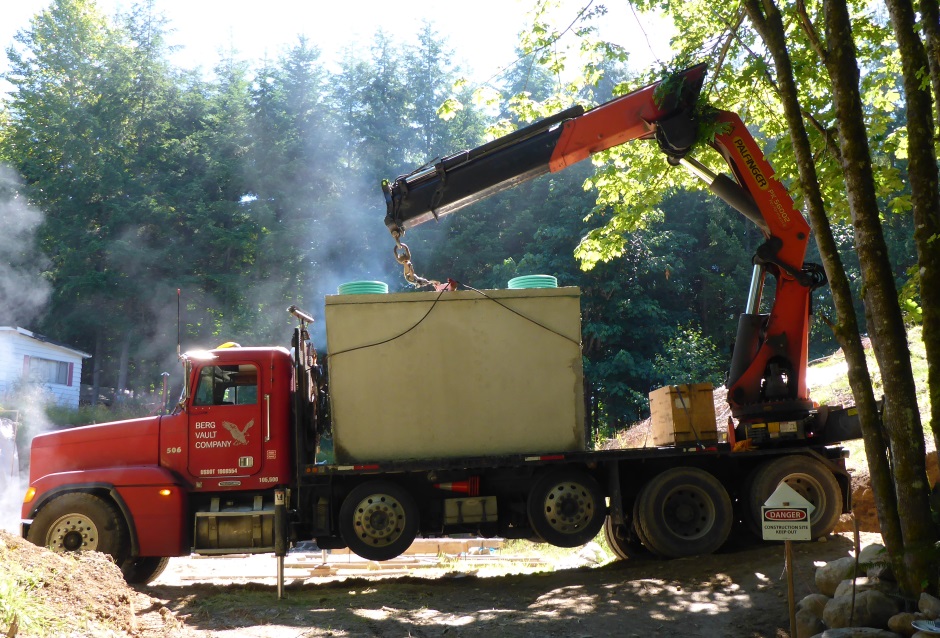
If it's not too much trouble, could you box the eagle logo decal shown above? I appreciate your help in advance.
[222,419,254,445]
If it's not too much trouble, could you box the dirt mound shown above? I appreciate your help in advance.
[837,450,939,534]
[0,530,168,637]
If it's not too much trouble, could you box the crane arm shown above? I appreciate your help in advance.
[381,64,827,422]
[383,65,708,233]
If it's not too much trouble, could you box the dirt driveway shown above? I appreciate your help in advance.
[135,532,875,638]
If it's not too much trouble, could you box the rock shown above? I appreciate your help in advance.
[797,607,826,638]
[919,593,940,619]
[818,557,860,596]
[809,629,902,637]
[823,590,901,629]
[858,544,894,581]
[888,611,925,636]
[858,544,887,564]
[833,577,899,599]
[577,542,605,564]
[800,593,833,617]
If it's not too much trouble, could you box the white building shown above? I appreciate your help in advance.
[0,327,91,409]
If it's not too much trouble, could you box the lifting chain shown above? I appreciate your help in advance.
[392,231,440,289]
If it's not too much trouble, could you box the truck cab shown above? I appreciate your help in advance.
[21,345,295,583]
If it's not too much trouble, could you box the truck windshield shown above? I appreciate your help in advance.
[193,364,258,406]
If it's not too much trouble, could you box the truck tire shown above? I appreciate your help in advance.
[27,493,129,565]
[122,556,170,585]
[747,455,842,539]
[632,483,661,556]
[339,480,419,561]
[526,469,606,548]
[635,466,733,558]
[603,515,647,560]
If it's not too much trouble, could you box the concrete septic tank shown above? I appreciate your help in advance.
[324,287,585,463]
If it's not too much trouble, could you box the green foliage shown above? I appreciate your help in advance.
[653,323,726,387]
[0,3,489,391]
[0,549,66,636]
[42,402,150,428]
[900,264,923,325]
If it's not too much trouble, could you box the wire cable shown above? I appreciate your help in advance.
[327,282,581,359]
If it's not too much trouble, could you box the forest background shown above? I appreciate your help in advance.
[0,0,918,441]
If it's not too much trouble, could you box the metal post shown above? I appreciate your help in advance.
[785,541,796,637]
[274,489,287,600]
[746,264,765,314]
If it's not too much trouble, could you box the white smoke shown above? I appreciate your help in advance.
[0,165,52,533]
[0,166,51,326]
[0,413,21,532]
[0,385,62,532]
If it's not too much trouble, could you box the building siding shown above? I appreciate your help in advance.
[0,329,90,409]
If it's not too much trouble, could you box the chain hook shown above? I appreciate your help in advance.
[390,230,439,289]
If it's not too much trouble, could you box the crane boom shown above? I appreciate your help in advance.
[382,65,827,425]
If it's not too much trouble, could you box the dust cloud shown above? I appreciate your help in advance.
[0,388,55,533]
[0,166,52,533]
[0,166,50,326]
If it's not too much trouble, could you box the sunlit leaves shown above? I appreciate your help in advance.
[437,97,463,121]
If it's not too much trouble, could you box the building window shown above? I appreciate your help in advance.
[29,358,70,385]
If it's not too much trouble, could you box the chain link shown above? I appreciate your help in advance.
[392,231,440,289]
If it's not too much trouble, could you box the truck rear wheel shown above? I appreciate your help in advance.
[635,467,732,558]
[339,480,419,561]
[631,484,661,556]
[121,556,170,585]
[526,469,606,548]
[27,493,129,565]
[747,455,842,539]
[603,515,647,560]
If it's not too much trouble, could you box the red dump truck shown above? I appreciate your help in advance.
[22,65,862,588]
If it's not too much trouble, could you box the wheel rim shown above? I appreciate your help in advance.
[539,480,597,535]
[660,484,716,541]
[44,513,99,553]
[781,473,827,526]
[351,492,407,549]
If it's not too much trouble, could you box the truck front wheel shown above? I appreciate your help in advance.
[121,556,170,585]
[27,493,129,565]
[339,480,419,561]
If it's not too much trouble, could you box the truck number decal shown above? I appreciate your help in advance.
[166,447,182,455]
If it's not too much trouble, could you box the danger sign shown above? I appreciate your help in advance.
[761,482,815,542]
[765,508,808,521]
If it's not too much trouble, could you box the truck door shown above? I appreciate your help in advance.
[188,362,263,478]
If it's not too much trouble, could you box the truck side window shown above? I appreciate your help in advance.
[192,364,258,406]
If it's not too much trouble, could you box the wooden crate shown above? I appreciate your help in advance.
[649,383,718,446]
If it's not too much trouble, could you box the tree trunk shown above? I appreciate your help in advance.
[824,0,936,595]
[743,0,906,584]
[116,329,132,401]
[91,329,102,408]
[884,0,940,459]
[918,0,940,130]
